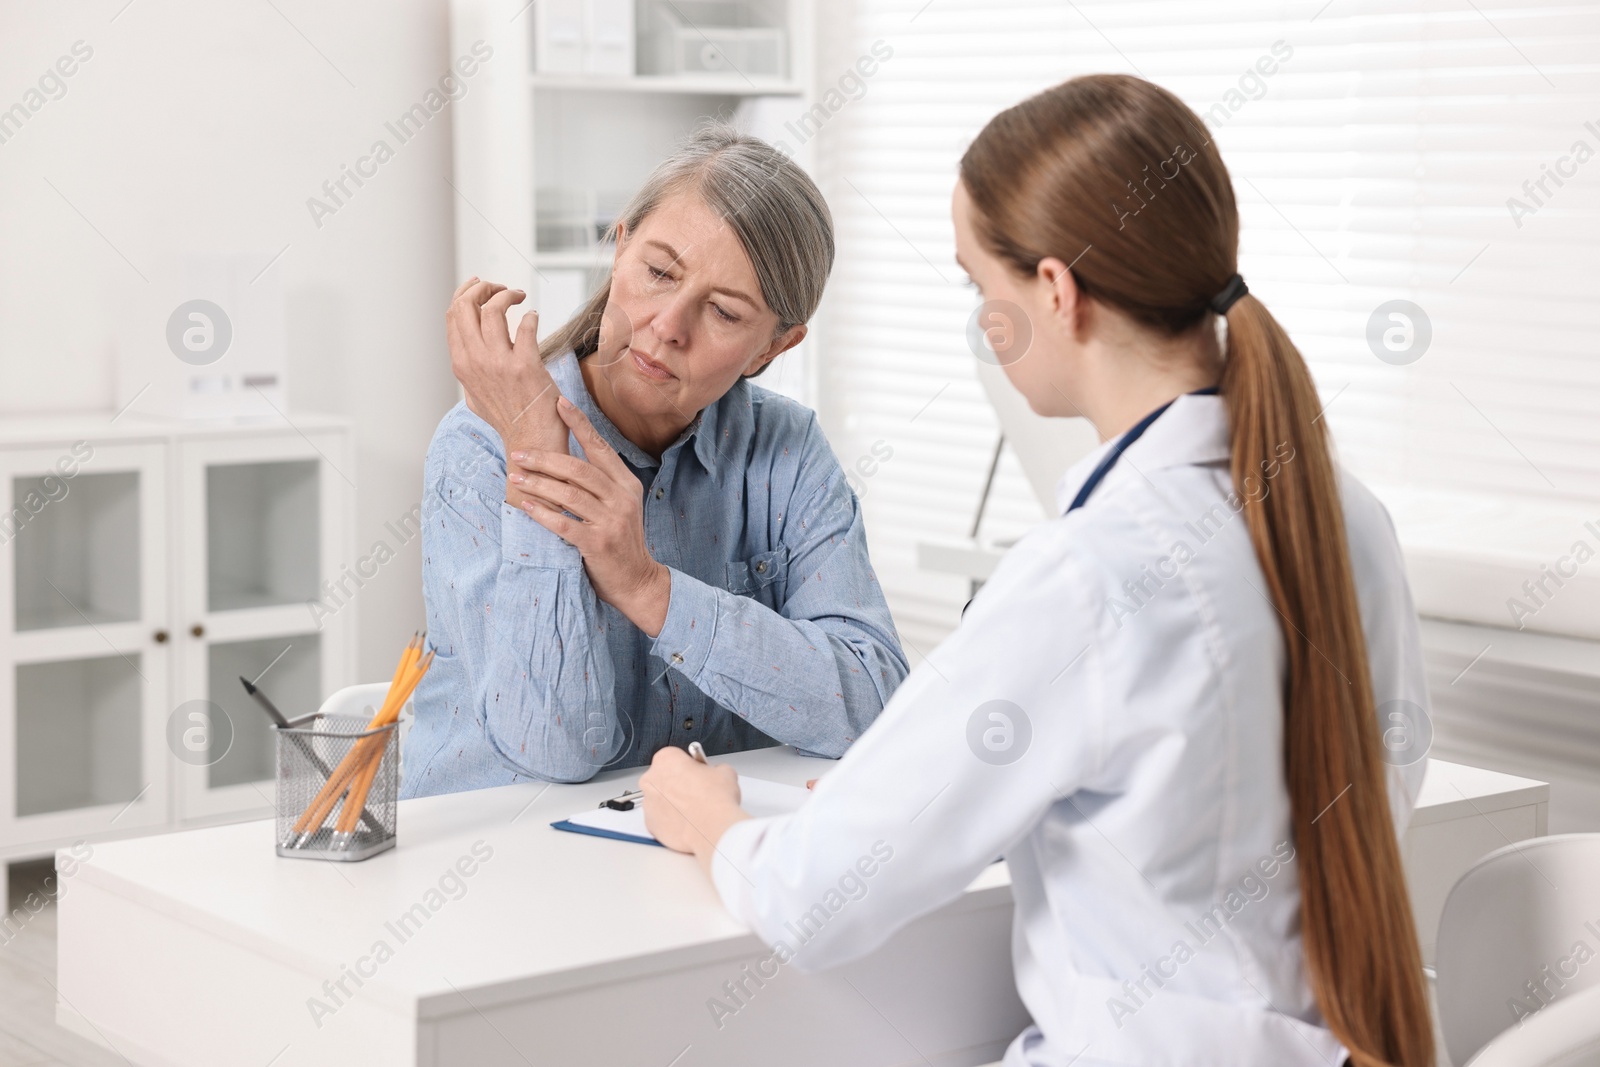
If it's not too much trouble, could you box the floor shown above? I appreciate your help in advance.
[0,861,125,1067]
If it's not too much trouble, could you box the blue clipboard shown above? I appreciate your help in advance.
[551,775,812,849]
[549,819,664,848]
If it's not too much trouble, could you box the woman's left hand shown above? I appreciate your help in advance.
[639,747,749,871]
[510,397,673,636]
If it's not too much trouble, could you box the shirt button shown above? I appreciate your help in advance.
[671,652,684,664]
[653,487,664,500]
[755,560,768,574]
[683,718,694,730]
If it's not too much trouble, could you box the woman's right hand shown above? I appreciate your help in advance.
[446,278,568,464]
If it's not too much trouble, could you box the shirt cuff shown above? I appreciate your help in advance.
[500,501,583,569]
[710,816,771,926]
[650,567,720,678]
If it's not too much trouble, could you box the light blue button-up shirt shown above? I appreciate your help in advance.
[402,351,909,795]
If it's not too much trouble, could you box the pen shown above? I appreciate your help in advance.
[599,745,708,812]
[244,675,387,841]
[600,744,706,811]
[240,675,288,727]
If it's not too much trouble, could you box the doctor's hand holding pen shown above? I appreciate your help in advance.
[639,743,747,878]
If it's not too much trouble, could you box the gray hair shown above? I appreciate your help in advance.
[542,122,835,373]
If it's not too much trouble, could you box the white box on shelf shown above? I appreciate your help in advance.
[114,253,288,422]
[583,0,634,76]
[534,0,632,76]
[661,26,785,77]
[639,0,788,78]
[533,0,585,73]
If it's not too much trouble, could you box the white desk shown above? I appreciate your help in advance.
[57,747,1025,1067]
[56,750,1547,1066]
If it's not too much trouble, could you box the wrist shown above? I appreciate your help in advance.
[501,396,565,456]
[620,562,672,639]
[692,801,752,879]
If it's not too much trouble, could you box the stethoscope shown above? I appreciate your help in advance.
[960,386,1219,618]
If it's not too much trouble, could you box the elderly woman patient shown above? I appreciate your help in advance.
[402,125,908,795]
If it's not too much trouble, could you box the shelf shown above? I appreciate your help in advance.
[206,460,319,613]
[12,603,132,632]
[207,634,322,791]
[530,72,802,96]
[13,471,141,632]
[0,410,350,448]
[16,654,143,817]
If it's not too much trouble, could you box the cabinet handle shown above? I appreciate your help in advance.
[153,629,169,643]
[191,623,205,638]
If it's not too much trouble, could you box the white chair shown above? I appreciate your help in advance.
[314,682,416,760]
[1460,983,1600,1066]
[1435,833,1600,1066]
[314,681,407,720]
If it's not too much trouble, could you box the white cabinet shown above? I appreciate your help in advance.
[0,413,355,861]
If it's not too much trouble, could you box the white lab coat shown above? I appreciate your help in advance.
[712,393,1429,1067]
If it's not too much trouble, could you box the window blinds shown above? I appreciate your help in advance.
[810,0,1600,651]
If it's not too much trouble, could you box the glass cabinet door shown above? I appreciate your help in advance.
[205,634,322,790]
[13,470,141,632]
[0,442,169,846]
[173,430,351,822]
[16,655,144,817]
[206,459,320,612]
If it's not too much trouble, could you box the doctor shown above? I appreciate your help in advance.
[641,75,1435,1067]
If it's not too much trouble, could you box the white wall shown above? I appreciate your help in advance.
[0,0,468,681]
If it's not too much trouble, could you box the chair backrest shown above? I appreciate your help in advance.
[1463,983,1600,1067]
[1436,833,1600,1067]
[314,682,416,750]
[314,682,393,722]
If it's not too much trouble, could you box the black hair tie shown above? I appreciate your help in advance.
[1208,273,1248,315]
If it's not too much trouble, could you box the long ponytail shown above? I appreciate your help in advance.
[1222,293,1432,1067]
[961,74,1434,1067]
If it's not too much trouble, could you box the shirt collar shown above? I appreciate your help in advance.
[1052,392,1231,514]
[549,350,735,477]
[690,381,730,476]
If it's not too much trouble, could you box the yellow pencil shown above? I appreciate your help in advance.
[329,648,433,848]
[291,635,425,846]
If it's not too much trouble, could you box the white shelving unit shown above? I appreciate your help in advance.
[0,412,356,861]
[449,0,817,400]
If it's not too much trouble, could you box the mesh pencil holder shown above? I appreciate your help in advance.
[274,712,398,862]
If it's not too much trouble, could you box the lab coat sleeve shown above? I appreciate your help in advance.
[422,437,623,784]
[710,526,1107,971]
[1341,471,1431,834]
[648,430,909,757]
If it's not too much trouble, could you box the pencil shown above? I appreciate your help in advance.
[290,637,433,847]
[331,743,384,845]
[289,635,418,844]
[331,650,433,847]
